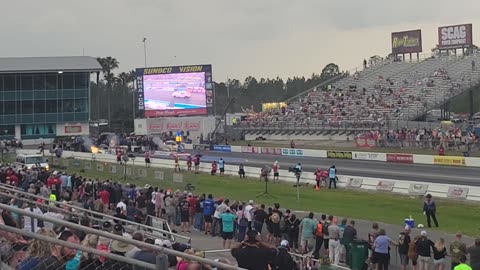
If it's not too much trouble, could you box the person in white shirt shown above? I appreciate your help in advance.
[23,204,44,233]
[244,200,255,229]
[43,208,65,230]
[116,199,127,213]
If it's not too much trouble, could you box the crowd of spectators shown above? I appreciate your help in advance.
[355,127,479,152]
[239,54,480,130]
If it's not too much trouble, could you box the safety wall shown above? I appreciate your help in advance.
[221,146,480,168]
[17,149,480,202]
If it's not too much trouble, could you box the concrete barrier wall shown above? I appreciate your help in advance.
[17,149,480,202]
[224,145,480,168]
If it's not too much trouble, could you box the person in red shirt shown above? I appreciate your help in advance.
[211,161,217,176]
[99,188,110,209]
[187,193,197,226]
[273,161,279,182]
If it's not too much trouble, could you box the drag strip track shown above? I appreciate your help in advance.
[144,150,480,187]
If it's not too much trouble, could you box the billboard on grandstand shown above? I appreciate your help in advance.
[438,24,473,49]
[391,29,423,54]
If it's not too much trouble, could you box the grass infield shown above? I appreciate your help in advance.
[60,158,480,236]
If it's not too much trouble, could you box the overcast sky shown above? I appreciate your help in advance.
[1,0,479,81]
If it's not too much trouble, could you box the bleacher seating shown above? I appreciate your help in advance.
[240,52,480,131]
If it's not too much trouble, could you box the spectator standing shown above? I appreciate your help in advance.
[220,208,236,249]
[271,203,283,246]
[164,192,176,226]
[178,196,191,233]
[203,194,215,235]
[323,215,333,256]
[416,230,434,270]
[313,214,326,260]
[211,161,217,176]
[186,155,192,172]
[373,229,397,270]
[23,203,43,233]
[286,214,300,252]
[154,188,164,218]
[244,200,254,230]
[467,239,480,270]
[423,194,439,228]
[236,205,248,242]
[433,238,447,270]
[451,232,468,270]
[398,226,412,270]
[299,212,317,254]
[343,220,358,266]
[253,204,267,234]
[328,218,342,265]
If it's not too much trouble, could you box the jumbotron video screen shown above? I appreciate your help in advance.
[136,65,213,117]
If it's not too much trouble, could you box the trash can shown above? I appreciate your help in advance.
[349,240,369,270]
[404,218,415,229]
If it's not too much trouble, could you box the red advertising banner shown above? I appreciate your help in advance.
[145,108,207,117]
[386,153,413,163]
[260,147,282,155]
[241,146,259,153]
[438,24,473,49]
[392,30,423,54]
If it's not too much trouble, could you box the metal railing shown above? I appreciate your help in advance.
[0,183,191,244]
[0,203,244,270]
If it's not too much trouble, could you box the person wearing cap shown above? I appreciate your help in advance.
[244,200,254,230]
[416,230,434,270]
[451,232,468,270]
[270,240,298,270]
[398,225,412,270]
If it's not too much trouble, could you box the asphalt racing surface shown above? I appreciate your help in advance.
[151,150,480,186]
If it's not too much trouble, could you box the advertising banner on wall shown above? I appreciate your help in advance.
[386,153,414,163]
[433,156,466,166]
[281,148,304,157]
[213,145,231,152]
[327,151,352,159]
[392,30,423,54]
[438,24,473,49]
[353,152,386,162]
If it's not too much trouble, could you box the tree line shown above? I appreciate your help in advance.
[91,57,341,132]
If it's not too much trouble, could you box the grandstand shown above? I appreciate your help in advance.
[239,52,480,138]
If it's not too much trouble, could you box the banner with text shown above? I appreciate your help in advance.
[327,151,352,159]
[213,145,232,152]
[260,147,282,155]
[282,148,304,157]
[433,156,465,166]
[353,152,386,162]
[386,153,413,164]
[241,146,259,154]
[438,24,473,49]
[392,29,423,54]
[447,186,469,199]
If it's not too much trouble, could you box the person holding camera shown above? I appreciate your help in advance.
[231,230,278,270]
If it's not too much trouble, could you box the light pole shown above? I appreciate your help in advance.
[142,38,147,67]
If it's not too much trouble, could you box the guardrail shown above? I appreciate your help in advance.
[0,182,191,244]
[16,149,480,202]
[0,203,244,270]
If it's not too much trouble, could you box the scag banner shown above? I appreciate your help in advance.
[433,156,466,166]
[438,24,473,49]
[327,151,352,159]
[392,30,423,54]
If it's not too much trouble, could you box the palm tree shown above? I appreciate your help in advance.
[96,57,120,128]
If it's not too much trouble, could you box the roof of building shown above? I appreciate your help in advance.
[0,56,102,73]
